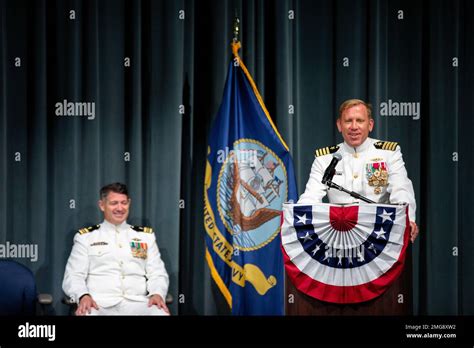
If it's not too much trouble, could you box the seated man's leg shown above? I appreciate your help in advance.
[86,306,116,315]
[119,299,170,315]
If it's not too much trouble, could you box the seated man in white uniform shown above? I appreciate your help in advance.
[298,99,419,243]
[62,182,170,315]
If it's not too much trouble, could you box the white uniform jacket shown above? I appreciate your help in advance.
[298,137,417,222]
[62,220,169,308]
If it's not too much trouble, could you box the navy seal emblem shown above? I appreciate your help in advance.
[217,139,288,251]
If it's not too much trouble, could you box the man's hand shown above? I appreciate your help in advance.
[410,221,419,243]
[148,294,170,314]
[75,294,99,316]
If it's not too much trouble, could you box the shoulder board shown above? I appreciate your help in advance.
[131,225,153,233]
[373,141,398,151]
[315,145,340,157]
[78,225,100,235]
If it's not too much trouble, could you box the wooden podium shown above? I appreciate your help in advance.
[285,245,413,315]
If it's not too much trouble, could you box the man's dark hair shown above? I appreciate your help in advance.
[100,182,129,200]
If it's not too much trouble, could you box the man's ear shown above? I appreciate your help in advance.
[98,199,105,212]
[336,118,342,132]
[369,118,374,132]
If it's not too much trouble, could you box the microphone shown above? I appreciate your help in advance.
[321,152,342,185]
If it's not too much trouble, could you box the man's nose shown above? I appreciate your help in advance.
[350,121,358,129]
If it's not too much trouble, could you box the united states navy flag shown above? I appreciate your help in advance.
[204,42,298,315]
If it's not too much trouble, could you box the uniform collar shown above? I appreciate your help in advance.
[102,219,129,232]
[341,137,374,154]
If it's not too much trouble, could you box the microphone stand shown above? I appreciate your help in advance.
[325,180,375,204]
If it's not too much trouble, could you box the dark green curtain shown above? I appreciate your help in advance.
[0,0,472,315]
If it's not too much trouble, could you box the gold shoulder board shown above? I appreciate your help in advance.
[373,141,398,151]
[78,224,100,235]
[315,145,340,157]
[131,225,153,234]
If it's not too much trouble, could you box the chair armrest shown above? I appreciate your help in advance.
[165,293,173,304]
[62,296,76,306]
[38,293,53,305]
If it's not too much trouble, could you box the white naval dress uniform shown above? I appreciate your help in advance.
[62,220,169,315]
[298,137,416,222]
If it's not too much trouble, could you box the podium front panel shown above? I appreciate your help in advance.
[285,245,413,315]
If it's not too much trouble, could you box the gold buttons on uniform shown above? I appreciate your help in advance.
[353,153,359,158]
[353,173,359,179]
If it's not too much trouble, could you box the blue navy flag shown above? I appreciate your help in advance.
[204,42,298,315]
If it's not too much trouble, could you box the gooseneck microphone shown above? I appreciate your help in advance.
[321,152,375,203]
[321,152,342,185]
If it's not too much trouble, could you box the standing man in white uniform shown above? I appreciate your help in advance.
[298,99,419,243]
[62,182,170,315]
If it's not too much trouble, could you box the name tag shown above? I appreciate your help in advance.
[90,241,108,247]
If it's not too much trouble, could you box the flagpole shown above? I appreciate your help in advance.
[233,16,240,43]
[232,16,241,57]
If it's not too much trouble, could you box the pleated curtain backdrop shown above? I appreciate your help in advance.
[0,0,473,315]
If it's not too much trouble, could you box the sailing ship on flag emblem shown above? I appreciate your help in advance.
[217,139,287,250]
